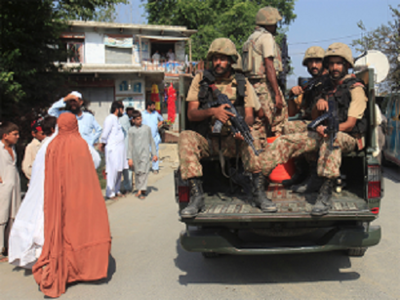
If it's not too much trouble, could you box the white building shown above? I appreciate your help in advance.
[61,20,196,126]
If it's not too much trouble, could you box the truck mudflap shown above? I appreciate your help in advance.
[180,225,381,255]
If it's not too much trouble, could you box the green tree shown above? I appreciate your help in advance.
[0,0,126,120]
[143,0,297,61]
[351,5,400,92]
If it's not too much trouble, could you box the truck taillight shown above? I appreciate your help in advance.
[178,186,190,203]
[368,165,381,199]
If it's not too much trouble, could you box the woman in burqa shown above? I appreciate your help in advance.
[32,113,111,298]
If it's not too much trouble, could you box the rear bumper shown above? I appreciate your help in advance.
[180,225,381,255]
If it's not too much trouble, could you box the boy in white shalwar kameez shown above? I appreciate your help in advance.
[0,122,21,260]
[100,101,127,199]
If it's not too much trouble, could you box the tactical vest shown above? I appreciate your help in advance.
[242,28,282,80]
[326,77,368,135]
[301,75,330,120]
[191,70,246,138]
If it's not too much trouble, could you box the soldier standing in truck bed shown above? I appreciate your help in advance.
[242,6,287,137]
[259,43,368,216]
[178,38,277,218]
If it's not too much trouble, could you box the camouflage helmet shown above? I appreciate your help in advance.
[302,46,325,66]
[324,43,354,68]
[256,6,282,26]
[206,38,238,62]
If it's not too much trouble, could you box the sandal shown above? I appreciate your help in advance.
[135,193,146,200]
[153,170,159,175]
[0,253,8,263]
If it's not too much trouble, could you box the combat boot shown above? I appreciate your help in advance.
[291,162,323,194]
[311,178,333,216]
[181,178,205,218]
[251,173,277,213]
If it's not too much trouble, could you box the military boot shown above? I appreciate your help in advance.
[311,179,333,216]
[291,162,324,194]
[251,173,277,213]
[181,178,205,218]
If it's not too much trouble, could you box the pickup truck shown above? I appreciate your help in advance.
[175,68,383,258]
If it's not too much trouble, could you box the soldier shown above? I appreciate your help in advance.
[178,38,277,218]
[288,46,327,123]
[242,6,287,137]
[259,43,368,216]
[285,46,329,193]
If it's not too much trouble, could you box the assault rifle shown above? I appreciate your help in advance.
[205,85,261,156]
[278,34,290,95]
[289,74,330,101]
[307,99,339,150]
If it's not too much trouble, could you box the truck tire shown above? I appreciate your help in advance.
[202,252,220,258]
[347,247,368,257]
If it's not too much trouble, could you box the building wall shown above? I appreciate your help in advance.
[85,32,105,64]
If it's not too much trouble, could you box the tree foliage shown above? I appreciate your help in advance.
[351,5,400,92]
[143,0,297,61]
[0,0,126,121]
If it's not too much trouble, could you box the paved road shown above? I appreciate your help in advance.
[0,163,399,300]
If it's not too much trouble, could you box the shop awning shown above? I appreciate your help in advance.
[136,35,190,41]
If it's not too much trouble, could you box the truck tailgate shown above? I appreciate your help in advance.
[185,183,375,223]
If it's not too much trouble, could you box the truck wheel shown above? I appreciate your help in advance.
[347,247,368,257]
[202,252,220,258]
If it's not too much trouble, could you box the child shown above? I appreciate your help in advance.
[0,121,22,260]
[41,116,57,145]
[22,117,45,180]
[127,111,157,199]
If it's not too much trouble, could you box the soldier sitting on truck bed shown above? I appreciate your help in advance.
[178,38,277,218]
[286,46,330,193]
[259,43,368,216]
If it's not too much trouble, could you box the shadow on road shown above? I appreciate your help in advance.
[67,254,116,291]
[174,240,359,285]
[383,165,400,183]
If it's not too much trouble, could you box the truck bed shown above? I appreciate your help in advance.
[193,183,371,222]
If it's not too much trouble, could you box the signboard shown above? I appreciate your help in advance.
[104,36,133,48]
[116,79,144,95]
[118,95,145,111]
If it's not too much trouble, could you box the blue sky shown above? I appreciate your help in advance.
[116,0,398,85]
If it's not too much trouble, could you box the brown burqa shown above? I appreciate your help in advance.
[32,113,111,298]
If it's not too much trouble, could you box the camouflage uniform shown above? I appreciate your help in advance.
[178,131,259,180]
[243,7,287,136]
[179,72,258,180]
[260,74,368,179]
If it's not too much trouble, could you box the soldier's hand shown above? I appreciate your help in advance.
[290,86,303,96]
[316,125,327,137]
[316,99,328,112]
[99,143,106,152]
[233,132,244,141]
[128,159,133,168]
[214,104,235,124]
[275,94,283,111]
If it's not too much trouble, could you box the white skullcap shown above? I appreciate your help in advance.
[71,91,82,99]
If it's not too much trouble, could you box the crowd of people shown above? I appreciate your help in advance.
[0,90,163,297]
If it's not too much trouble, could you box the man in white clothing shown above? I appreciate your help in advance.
[119,106,134,192]
[100,101,127,199]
